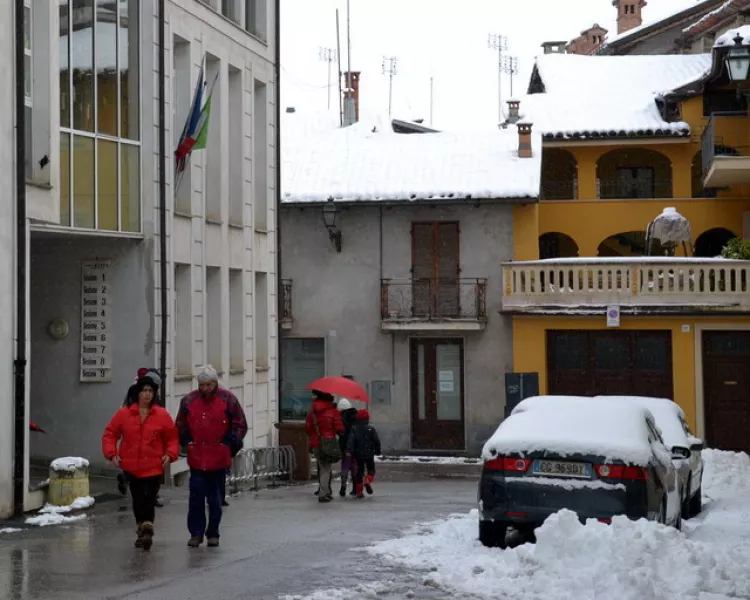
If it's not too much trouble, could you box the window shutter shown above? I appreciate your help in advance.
[411,223,434,316]
[436,223,460,316]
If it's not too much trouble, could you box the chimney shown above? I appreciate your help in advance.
[541,41,567,54]
[518,122,533,159]
[614,0,646,35]
[507,99,521,124]
[342,71,361,126]
[567,24,608,55]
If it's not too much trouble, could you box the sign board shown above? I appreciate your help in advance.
[504,372,539,418]
[80,259,113,383]
[606,305,621,328]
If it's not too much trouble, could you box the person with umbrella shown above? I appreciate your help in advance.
[305,390,344,502]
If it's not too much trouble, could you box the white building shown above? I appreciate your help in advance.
[0,0,279,518]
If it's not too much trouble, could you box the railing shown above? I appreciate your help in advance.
[227,445,297,493]
[701,115,717,180]
[280,278,293,324]
[381,278,488,321]
[597,178,673,199]
[502,259,750,309]
[701,113,743,179]
[540,178,578,201]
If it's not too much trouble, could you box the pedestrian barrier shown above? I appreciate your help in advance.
[227,445,297,493]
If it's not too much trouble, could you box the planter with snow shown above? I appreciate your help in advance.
[47,457,90,506]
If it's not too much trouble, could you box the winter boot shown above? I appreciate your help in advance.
[207,538,220,547]
[134,524,144,548]
[140,522,154,551]
[355,483,365,499]
[339,476,347,497]
[364,473,374,495]
[187,536,203,548]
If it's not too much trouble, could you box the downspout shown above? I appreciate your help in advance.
[275,0,282,424]
[380,206,394,383]
[158,0,167,403]
[13,0,28,516]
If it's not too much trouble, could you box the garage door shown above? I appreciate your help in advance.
[547,330,673,398]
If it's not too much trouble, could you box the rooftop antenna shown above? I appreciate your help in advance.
[429,76,434,126]
[382,56,398,118]
[501,55,520,98]
[318,47,337,109]
[488,33,508,125]
[336,9,343,126]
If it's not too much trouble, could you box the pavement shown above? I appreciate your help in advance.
[0,477,480,600]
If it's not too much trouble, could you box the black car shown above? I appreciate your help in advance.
[478,396,682,548]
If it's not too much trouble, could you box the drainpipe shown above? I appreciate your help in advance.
[158,0,167,405]
[274,0,282,425]
[13,0,28,517]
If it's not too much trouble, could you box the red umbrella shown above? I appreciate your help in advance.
[306,376,370,404]
[29,421,45,433]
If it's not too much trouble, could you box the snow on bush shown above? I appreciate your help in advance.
[369,450,750,600]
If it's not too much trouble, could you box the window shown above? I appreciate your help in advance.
[228,65,243,226]
[173,36,191,214]
[221,0,238,21]
[280,338,325,420]
[246,0,267,39]
[254,272,268,368]
[174,264,192,376]
[206,267,222,368]
[205,54,222,222]
[615,167,654,199]
[59,0,141,231]
[229,269,244,371]
[411,222,460,317]
[253,79,268,231]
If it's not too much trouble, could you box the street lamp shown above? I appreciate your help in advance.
[321,199,342,252]
[726,33,750,82]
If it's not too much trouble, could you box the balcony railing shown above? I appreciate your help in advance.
[701,114,717,180]
[540,178,578,201]
[281,278,293,329]
[597,178,673,199]
[502,259,750,311]
[380,278,488,323]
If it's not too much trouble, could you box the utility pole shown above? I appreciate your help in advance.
[488,33,508,125]
[429,76,434,127]
[382,56,398,118]
[318,47,337,109]
[500,55,520,98]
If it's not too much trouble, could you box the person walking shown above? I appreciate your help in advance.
[176,365,248,548]
[336,399,359,497]
[102,374,178,550]
[348,409,381,498]
[305,391,344,503]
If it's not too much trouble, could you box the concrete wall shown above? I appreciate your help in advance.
[29,237,153,468]
[280,203,515,455]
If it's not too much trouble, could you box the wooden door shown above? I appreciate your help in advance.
[411,222,459,318]
[703,331,750,453]
[410,338,465,450]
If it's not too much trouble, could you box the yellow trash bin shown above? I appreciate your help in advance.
[47,457,90,506]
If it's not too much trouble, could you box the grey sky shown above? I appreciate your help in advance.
[280,0,702,131]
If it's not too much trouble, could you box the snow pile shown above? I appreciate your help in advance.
[484,397,658,465]
[369,450,750,600]
[24,496,95,527]
[376,455,481,465]
[50,457,90,472]
[280,582,395,600]
[0,528,22,534]
[524,53,711,138]
[25,513,86,527]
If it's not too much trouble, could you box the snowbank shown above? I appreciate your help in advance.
[25,513,87,527]
[376,455,481,465]
[368,450,750,600]
[24,496,94,527]
[50,457,90,472]
[0,527,22,534]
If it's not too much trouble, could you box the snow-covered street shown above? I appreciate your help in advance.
[289,450,750,600]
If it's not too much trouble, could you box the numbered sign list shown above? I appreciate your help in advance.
[80,260,113,383]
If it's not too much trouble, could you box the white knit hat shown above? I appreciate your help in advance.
[196,365,218,383]
[337,398,353,411]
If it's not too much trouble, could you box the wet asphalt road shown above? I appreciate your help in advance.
[0,479,478,600]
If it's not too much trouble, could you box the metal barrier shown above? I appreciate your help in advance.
[227,445,297,493]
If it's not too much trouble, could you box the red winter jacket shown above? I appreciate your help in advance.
[176,388,248,472]
[305,399,344,449]
[102,404,179,478]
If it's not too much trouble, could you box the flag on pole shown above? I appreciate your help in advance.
[174,58,206,192]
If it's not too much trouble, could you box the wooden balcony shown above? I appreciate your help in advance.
[380,278,488,331]
[502,258,750,314]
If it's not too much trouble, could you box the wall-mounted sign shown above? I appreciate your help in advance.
[606,305,621,328]
[80,259,113,383]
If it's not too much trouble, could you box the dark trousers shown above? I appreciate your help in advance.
[219,467,231,501]
[188,469,223,539]
[127,474,161,525]
[353,457,376,485]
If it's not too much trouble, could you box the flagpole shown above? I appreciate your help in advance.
[175,54,208,194]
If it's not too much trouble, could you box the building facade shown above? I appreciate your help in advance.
[509,36,750,455]
[279,104,541,456]
[1,0,278,519]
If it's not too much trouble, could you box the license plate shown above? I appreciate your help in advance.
[533,460,591,479]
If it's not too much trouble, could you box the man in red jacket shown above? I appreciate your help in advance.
[305,391,344,503]
[176,365,248,547]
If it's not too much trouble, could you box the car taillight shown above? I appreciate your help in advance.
[595,464,649,480]
[484,457,531,472]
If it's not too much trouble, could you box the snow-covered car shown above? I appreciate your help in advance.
[478,396,682,548]
[595,396,703,519]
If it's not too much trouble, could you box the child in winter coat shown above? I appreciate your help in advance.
[337,399,359,497]
[347,409,381,498]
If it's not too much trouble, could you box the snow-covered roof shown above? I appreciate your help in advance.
[524,53,712,140]
[714,23,750,47]
[282,112,542,204]
[484,396,662,465]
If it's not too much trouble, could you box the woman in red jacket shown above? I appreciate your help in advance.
[102,375,179,550]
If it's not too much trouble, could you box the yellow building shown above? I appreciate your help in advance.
[506,33,750,454]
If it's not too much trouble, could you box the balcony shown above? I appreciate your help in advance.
[597,178,673,200]
[380,278,488,331]
[502,258,750,314]
[701,114,750,188]
[281,279,293,330]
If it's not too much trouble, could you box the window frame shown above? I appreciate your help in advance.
[280,337,326,422]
